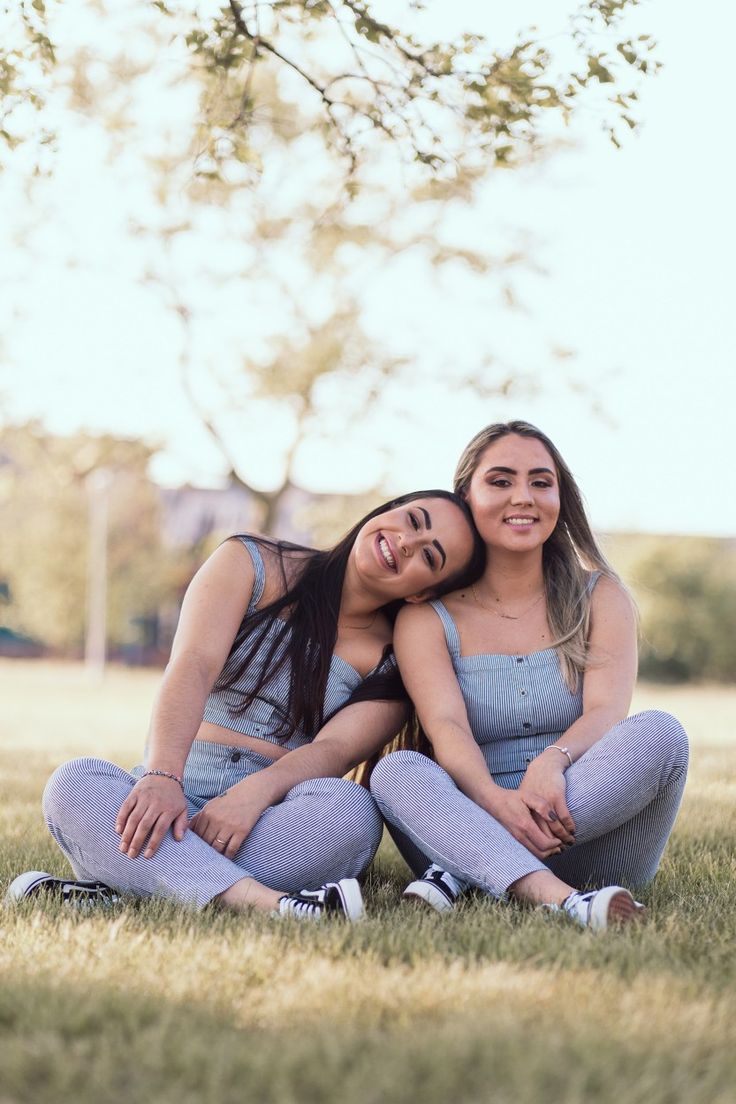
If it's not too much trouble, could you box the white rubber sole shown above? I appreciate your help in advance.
[335,878,365,922]
[5,870,57,903]
[587,886,641,930]
[403,880,455,914]
[5,870,119,907]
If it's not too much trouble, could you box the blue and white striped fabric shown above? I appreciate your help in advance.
[371,582,689,897]
[44,758,382,909]
[430,598,583,775]
[41,536,386,908]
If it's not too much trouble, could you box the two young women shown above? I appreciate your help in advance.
[10,422,688,928]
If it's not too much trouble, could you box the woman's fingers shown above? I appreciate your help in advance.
[172,808,189,842]
[526,794,575,846]
[143,812,180,859]
[117,787,189,859]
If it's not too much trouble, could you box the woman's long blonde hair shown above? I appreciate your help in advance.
[454,420,626,691]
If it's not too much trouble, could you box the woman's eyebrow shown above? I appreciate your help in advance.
[419,507,447,568]
[484,466,555,476]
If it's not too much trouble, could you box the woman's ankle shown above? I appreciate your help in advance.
[216,877,282,913]
[507,870,573,907]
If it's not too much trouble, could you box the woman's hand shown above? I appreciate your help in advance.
[115,776,189,860]
[189,784,269,860]
[484,786,566,859]
[517,753,576,846]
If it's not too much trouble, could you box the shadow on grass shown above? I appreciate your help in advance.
[1,970,734,1104]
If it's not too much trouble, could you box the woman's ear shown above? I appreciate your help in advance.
[404,589,434,605]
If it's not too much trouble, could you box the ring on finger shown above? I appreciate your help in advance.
[215,837,227,845]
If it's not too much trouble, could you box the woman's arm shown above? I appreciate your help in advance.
[189,697,408,858]
[519,576,638,836]
[393,604,563,859]
[116,540,257,859]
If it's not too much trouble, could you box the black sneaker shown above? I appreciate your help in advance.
[403,864,463,913]
[5,870,120,909]
[277,877,364,921]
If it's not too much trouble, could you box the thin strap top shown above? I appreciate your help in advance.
[427,571,602,774]
[201,536,391,750]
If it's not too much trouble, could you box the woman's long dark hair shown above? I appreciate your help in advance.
[215,489,485,742]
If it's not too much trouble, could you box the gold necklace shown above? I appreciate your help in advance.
[471,584,545,621]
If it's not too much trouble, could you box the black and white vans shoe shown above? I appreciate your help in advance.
[277,878,364,922]
[403,864,463,913]
[5,870,120,909]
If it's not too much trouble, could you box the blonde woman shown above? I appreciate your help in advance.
[371,422,688,929]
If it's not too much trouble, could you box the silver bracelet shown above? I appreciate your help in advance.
[545,744,573,769]
[141,769,184,790]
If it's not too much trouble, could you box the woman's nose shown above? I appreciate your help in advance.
[510,483,533,505]
[397,533,417,556]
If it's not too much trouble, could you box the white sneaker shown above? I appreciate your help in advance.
[5,870,120,908]
[277,878,364,922]
[403,865,463,913]
[561,886,644,930]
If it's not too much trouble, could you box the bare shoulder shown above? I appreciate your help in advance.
[395,600,443,635]
[589,574,637,648]
[233,535,314,607]
[590,574,636,619]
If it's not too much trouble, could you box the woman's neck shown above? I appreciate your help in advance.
[339,558,384,626]
[476,548,545,602]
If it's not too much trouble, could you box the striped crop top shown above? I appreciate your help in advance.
[202,537,391,751]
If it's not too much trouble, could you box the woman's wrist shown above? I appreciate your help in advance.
[526,747,568,775]
[140,769,185,790]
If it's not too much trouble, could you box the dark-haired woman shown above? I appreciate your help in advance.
[9,491,484,921]
[371,424,688,930]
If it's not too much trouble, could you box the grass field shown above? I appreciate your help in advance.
[1,660,735,1104]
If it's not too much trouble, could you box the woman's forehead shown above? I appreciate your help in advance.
[475,434,556,472]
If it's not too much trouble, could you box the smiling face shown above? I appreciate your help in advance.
[351,496,477,603]
[463,434,561,554]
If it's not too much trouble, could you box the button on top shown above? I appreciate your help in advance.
[519,688,527,696]
[516,657,524,664]
[523,722,532,730]
[230,751,242,763]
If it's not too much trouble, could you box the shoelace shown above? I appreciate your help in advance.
[280,892,326,918]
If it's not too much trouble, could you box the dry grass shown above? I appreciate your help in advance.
[1,659,734,1104]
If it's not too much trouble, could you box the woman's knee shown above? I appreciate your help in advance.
[631,709,689,768]
[312,776,384,850]
[370,750,428,805]
[42,756,123,821]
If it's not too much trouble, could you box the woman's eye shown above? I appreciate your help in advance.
[408,511,420,530]
[423,549,435,568]
[532,480,552,489]
[490,479,511,487]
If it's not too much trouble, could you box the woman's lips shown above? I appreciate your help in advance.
[376,533,398,571]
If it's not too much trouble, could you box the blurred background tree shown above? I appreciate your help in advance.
[0,423,172,657]
[631,539,736,684]
[2,0,658,532]
[7,3,728,685]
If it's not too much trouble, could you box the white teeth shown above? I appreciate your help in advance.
[505,518,535,526]
[379,538,396,568]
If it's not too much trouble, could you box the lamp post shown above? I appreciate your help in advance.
[85,468,112,680]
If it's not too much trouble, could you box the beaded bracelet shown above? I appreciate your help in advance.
[141,769,184,789]
[544,744,573,769]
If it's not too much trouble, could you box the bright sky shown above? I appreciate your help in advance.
[1,0,734,537]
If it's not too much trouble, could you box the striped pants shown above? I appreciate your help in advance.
[42,741,384,909]
[370,710,689,896]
